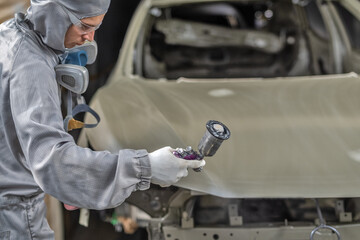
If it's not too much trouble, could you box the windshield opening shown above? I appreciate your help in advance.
[137,1,328,80]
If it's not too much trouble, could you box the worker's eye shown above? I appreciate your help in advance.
[76,21,101,34]
[80,24,92,32]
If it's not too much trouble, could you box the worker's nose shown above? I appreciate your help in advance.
[82,31,95,41]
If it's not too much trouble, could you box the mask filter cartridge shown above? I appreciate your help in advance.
[55,64,89,94]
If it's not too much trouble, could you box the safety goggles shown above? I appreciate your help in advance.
[66,10,102,34]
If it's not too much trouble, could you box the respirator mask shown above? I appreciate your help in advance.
[55,41,100,132]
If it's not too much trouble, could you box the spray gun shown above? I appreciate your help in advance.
[173,120,231,172]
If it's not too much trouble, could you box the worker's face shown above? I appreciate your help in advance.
[64,14,105,48]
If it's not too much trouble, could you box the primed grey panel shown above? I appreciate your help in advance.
[85,73,360,198]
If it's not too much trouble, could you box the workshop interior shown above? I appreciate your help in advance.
[1,0,360,239]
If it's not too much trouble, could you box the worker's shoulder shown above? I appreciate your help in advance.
[0,20,58,70]
[8,38,59,95]
[16,36,57,66]
[0,19,24,64]
[0,19,59,94]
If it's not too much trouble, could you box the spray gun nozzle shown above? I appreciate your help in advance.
[173,120,230,172]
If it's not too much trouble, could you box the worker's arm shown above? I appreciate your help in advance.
[9,57,151,210]
[9,53,205,209]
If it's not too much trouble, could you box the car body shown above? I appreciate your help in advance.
[79,0,360,238]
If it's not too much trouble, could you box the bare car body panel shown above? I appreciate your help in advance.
[84,72,360,198]
[78,0,360,238]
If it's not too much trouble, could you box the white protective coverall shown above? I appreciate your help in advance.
[0,1,152,239]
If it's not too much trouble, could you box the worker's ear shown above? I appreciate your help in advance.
[55,64,89,94]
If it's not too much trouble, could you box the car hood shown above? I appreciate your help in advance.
[82,72,360,198]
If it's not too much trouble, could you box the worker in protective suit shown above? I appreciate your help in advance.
[0,0,205,239]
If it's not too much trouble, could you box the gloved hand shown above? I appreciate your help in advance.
[149,146,206,187]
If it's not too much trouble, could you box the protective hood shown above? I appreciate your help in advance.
[27,0,111,52]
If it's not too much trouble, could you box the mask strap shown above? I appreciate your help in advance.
[63,90,100,132]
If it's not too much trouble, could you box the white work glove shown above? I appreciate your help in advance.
[149,146,206,187]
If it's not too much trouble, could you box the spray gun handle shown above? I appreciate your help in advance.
[173,147,203,172]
